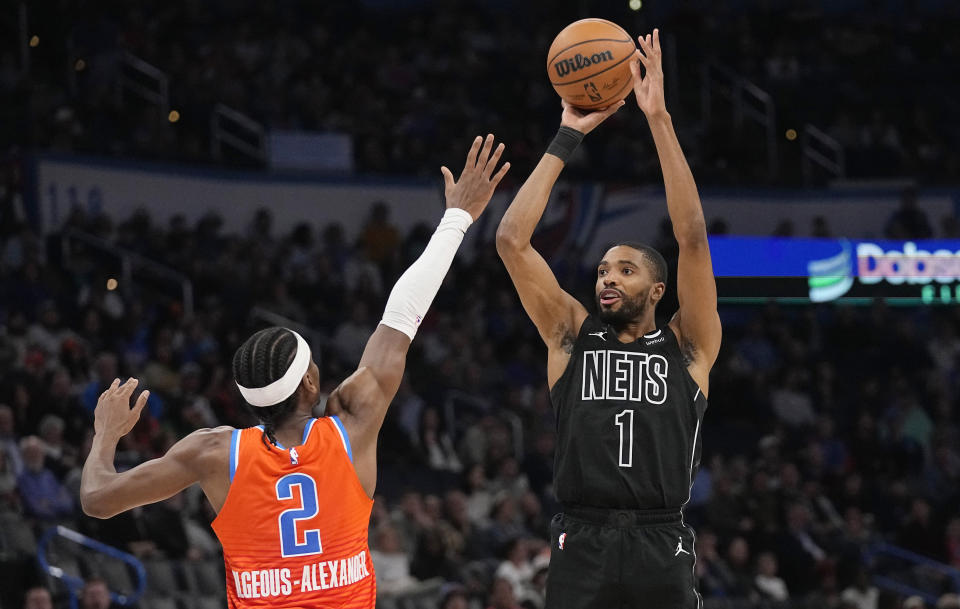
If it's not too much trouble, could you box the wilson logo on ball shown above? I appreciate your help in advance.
[553,51,615,78]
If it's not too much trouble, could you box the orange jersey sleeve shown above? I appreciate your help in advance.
[212,417,375,609]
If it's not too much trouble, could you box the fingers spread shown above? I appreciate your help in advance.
[484,143,505,176]
[637,34,650,55]
[491,161,511,186]
[653,28,660,52]
[476,134,494,169]
[463,136,482,172]
[121,377,139,397]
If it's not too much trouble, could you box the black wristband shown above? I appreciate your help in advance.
[546,126,585,163]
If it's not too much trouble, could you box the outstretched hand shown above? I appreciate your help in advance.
[560,99,626,135]
[441,134,511,221]
[94,378,149,442]
[631,28,667,119]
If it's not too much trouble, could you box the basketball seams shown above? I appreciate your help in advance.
[548,51,636,86]
[547,37,635,66]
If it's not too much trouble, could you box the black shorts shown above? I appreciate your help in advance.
[545,506,701,609]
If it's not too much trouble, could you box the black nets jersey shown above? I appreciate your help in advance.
[549,315,708,510]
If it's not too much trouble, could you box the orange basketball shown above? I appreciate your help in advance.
[547,19,637,110]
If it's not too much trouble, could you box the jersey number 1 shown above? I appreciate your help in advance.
[615,409,634,468]
[276,473,323,557]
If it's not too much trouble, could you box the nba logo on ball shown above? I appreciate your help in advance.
[558,532,566,550]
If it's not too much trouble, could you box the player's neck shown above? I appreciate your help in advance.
[612,315,657,343]
[272,411,314,448]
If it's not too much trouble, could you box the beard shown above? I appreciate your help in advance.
[597,291,649,326]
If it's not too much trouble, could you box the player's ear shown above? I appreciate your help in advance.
[302,361,319,394]
[650,282,666,304]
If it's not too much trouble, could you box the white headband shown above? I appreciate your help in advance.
[236,329,311,407]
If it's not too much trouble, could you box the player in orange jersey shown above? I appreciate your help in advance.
[80,135,510,608]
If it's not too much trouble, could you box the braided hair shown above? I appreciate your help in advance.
[232,327,301,447]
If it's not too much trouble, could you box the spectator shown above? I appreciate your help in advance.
[415,407,462,472]
[79,578,111,609]
[438,583,470,609]
[885,188,933,240]
[898,498,944,561]
[528,553,550,609]
[695,529,740,598]
[725,537,755,598]
[358,202,400,275]
[465,464,495,525]
[80,353,119,414]
[937,594,960,609]
[443,489,489,561]
[485,495,527,550]
[16,435,74,521]
[770,368,816,428]
[22,587,52,609]
[776,503,827,595]
[754,552,789,602]
[370,524,418,596]
[332,301,374,366]
[811,215,832,238]
[903,597,926,609]
[486,577,522,609]
[0,404,24,475]
[26,301,73,357]
[37,414,76,476]
[840,568,879,609]
[495,538,533,604]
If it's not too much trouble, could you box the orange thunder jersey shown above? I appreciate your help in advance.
[212,416,375,609]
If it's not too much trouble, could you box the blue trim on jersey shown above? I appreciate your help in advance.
[229,429,240,482]
[301,418,317,445]
[330,415,353,463]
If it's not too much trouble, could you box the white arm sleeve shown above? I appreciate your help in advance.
[380,208,473,340]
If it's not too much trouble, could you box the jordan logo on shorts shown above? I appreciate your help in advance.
[674,537,690,556]
[558,532,566,550]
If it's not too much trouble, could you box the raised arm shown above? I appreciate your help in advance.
[633,30,721,393]
[81,379,230,518]
[496,101,623,386]
[331,135,509,475]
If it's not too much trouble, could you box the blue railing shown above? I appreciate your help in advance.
[36,526,147,609]
[864,542,960,605]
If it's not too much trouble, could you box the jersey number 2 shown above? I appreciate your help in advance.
[276,473,323,557]
[615,409,634,468]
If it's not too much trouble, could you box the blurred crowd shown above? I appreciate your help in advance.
[1,198,959,609]
[2,0,959,184]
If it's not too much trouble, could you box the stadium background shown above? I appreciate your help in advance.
[2,1,960,609]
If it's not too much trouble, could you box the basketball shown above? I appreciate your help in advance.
[547,18,637,110]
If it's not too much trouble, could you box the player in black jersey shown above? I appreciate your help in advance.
[496,30,721,609]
